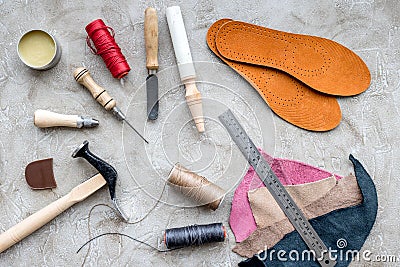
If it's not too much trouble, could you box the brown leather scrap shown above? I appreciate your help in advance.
[248,176,337,229]
[215,21,371,96]
[25,158,57,189]
[207,19,342,131]
[233,174,363,258]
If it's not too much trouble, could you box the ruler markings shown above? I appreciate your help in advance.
[219,110,336,267]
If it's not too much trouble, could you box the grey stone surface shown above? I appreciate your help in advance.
[0,0,399,266]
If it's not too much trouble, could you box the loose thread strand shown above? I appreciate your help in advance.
[80,183,167,266]
[77,232,175,254]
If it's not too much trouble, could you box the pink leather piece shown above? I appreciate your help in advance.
[229,149,342,242]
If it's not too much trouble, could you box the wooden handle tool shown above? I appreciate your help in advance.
[0,173,106,253]
[74,67,116,111]
[34,109,99,128]
[73,67,149,143]
[144,7,159,120]
[166,6,204,133]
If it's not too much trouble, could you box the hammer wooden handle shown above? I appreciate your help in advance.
[0,174,106,253]
[145,7,158,70]
[73,67,117,111]
[34,109,79,128]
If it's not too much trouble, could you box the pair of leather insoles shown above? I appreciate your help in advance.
[207,19,371,131]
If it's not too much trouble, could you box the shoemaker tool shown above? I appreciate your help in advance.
[0,142,119,253]
[144,7,159,120]
[0,141,129,253]
[219,109,336,267]
[73,67,149,143]
[72,140,128,221]
[34,109,99,128]
[166,6,204,133]
[0,173,105,253]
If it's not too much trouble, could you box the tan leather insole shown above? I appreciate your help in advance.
[207,19,342,131]
[215,21,371,96]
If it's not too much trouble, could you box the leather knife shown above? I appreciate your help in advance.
[144,7,159,120]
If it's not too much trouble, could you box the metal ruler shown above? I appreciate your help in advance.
[219,109,336,267]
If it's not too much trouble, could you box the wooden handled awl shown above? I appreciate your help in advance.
[73,67,149,143]
[0,173,106,253]
[166,6,205,133]
[34,109,99,128]
[145,7,159,120]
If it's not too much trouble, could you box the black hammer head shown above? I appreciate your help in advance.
[72,140,117,200]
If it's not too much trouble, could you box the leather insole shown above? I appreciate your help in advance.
[207,19,342,131]
[215,21,371,96]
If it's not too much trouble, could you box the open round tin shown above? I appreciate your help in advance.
[17,29,61,70]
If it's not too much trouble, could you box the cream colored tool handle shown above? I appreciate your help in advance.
[166,6,204,132]
[145,7,158,70]
[0,174,106,253]
[73,67,117,111]
[34,109,78,128]
[166,6,196,82]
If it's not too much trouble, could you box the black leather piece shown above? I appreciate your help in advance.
[239,155,378,267]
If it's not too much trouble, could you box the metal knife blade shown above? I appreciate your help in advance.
[146,72,159,120]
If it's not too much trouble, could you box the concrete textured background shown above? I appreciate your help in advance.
[0,0,399,266]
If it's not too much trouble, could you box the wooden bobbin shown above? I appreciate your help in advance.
[167,163,225,210]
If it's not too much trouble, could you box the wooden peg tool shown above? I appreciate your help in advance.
[166,6,205,132]
[34,109,99,128]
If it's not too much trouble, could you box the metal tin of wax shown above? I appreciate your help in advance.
[17,29,61,70]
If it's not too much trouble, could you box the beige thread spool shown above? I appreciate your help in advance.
[167,163,226,210]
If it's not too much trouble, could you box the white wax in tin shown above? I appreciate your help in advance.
[18,30,56,67]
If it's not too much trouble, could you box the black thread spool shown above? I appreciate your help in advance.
[164,223,226,249]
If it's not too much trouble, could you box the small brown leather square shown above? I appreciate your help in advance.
[25,158,57,189]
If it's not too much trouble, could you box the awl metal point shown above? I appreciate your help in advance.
[73,67,149,144]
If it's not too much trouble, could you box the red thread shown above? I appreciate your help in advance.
[85,19,131,79]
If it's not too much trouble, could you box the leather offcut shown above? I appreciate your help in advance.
[229,149,342,243]
[207,19,342,132]
[215,21,371,96]
[234,174,363,258]
[248,176,337,229]
[25,158,57,189]
[238,155,378,267]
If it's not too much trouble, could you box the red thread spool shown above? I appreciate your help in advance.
[85,19,131,79]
